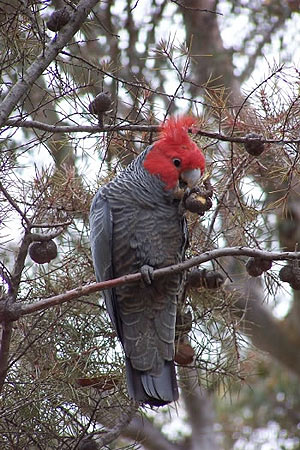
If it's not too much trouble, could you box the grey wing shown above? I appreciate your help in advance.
[89,190,122,340]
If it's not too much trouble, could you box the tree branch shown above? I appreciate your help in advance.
[2,246,300,320]
[0,231,32,393]
[30,228,65,242]
[0,322,13,392]
[4,118,300,146]
[123,415,179,450]
[0,0,100,127]
[170,0,221,14]
[5,119,158,134]
[228,276,300,377]
[180,367,219,450]
[91,405,137,448]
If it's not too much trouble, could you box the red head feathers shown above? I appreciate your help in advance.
[144,116,205,190]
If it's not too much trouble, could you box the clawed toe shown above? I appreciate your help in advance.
[140,265,154,286]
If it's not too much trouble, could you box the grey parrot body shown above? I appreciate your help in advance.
[90,147,187,405]
[89,113,206,406]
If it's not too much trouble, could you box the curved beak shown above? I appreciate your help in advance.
[180,168,201,188]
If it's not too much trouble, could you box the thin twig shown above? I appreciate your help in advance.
[29,220,73,229]
[92,404,137,447]
[204,156,249,248]
[170,0,221,15]
[30,228,65,242]
[0,180,30,227]
[231,64,284,135]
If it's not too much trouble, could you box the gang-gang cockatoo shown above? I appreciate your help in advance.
[90,116,205,406]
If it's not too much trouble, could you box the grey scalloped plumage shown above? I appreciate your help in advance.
[90,147,188,406]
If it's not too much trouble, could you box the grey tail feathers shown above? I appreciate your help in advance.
[125,358,179,407]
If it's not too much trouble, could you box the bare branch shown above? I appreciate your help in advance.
[170,0,221,15]
[3,246,300,320]
[180,367,219,450]
[0,322,13,393]
[123,415,179,450]
[0,230,31,393]
[30,220,73,229]
[5,119,159,134]
[4,118,300,146]
[9,233,32,298]
[30,228,65,242]
[91,405,137,448]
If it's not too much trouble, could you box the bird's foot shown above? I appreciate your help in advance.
[140,265,154,286]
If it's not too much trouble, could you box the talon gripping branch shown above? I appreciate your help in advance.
[90,116,205,406]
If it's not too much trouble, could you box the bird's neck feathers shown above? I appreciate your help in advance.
[104,146,174,206]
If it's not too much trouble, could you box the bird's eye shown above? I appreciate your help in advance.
[173,158,181,167]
